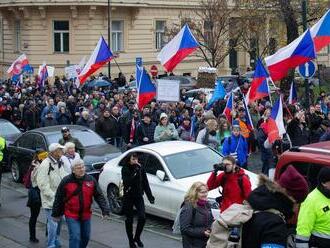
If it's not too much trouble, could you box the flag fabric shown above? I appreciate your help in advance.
[265,29,316,81]
[7,54,33,81]
[206,79,226,109]
[157,24,198,72]
[266,97,286,144]
[38,62,48,88]
[137,67,156,110]
[310,9,330,52]
[242,95,254,131]
[246,58,270,104]
[288,81,298,104]
[223,93,233,124]
[77,56,86,74]
[78,36,114,84]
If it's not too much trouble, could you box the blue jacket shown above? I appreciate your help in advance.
[222,134,248,166]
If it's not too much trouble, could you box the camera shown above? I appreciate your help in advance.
[213,163,225,171]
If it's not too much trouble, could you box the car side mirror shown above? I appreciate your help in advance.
[156,170,166,181]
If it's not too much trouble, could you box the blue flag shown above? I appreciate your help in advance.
[206,79,226,109]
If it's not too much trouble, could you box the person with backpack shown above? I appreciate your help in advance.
[196,119,220,150]
[36,143,68,248]
[222,125,248,169]
[207,155,251,213]
[52,158,110,248]
[242,166,309,248]
[180,181,213,248]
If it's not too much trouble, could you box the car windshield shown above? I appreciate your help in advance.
[1,122,20,136]
[46,130,106,147]
[163,148,222,179]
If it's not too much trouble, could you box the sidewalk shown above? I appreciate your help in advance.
[0,235,26,248]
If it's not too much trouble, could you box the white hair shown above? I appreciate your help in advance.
[71,158,84,169]
[64,142,75,153]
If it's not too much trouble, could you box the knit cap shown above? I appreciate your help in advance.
[318,167,330,184]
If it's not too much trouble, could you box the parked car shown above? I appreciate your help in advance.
[7,125,121,182]
[0,119,22,169]
[162,75,198,90]
[98,141,258,220]
[184,88,214,106]
[275,141,330,191]
[217,75,250,93]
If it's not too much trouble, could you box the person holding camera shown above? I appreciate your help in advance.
[207,156,251,213]
[122,153,155,248]
[222,125,248,169]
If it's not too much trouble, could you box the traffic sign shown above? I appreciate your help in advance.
[297,61,316,78]
[150,65,158,77]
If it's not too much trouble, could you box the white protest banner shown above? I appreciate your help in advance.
[65,65,80,79]
[38,65,55,77]
[156,79,180,102]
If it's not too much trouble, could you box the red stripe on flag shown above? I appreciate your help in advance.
[163,47,197,72]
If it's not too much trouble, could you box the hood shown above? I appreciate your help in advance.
[83,143,121,170]
[247,175,295,218]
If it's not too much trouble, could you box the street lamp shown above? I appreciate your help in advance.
[108,0,111,78]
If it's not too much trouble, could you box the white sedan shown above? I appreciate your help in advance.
[98,141,258,221]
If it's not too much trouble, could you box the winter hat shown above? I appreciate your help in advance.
[318,167,330,184]
[278,165,309,203]
[202,110,216,121]
[160,113,168,120]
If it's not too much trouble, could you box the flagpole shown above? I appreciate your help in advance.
[267,78,273,106]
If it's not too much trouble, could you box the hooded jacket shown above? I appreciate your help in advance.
[242,175,295,248]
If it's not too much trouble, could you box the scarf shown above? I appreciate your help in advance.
[129,118,136,142]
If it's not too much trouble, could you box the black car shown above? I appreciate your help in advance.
[0,119,22,169]
[7,125,121,182]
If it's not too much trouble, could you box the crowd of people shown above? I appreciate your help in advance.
[1,72,330,248]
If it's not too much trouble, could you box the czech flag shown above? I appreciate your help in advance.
[265,29,316,81]
[266,97,286,144]
[137,67,156,110]
[7,54,33,81]
[223,93,233,124]
[79,36,114,84]
[157,24,198,72]
[310,9,330,52]
[38,62,48,88]
[288,81,297,104]
[246,58,270,104]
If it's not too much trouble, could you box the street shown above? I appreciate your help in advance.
[0,172,182,248]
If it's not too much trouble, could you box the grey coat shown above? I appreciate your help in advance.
[180,201,213,248]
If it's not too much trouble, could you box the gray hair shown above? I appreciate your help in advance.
[64,142,75,153]
[71,158,84,169]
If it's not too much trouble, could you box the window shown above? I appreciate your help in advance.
[14,20,21,52]
[155,20,166,50]
[111,20,123,52]
[53,21,69,53]
[145,154,164,175]
[34,135,47,151]
[17,134,35,150]
[0,18,3,52]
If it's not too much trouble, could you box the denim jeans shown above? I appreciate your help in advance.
[44,209,62,248]
[66,217,91,248]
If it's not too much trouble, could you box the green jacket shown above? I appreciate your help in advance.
[296,188,330,241]
[0,136,5,162]
[154,123,179,142]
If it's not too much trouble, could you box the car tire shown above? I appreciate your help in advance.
[11,159,22,183]
[107,184,123,215]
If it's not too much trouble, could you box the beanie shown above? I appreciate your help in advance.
[278,165,309,203]
[318,167,330,184]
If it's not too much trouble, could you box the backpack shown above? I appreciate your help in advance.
[172,202,196,235]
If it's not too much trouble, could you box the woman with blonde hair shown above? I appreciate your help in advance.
[61,142,81,173]
[196,119,220,150]
[180,182,213,248]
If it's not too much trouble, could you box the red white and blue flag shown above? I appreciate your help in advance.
[242,96,254,130]
[157,24,198,72]
[288,81,298,104]
[7,54,33,81]
[246,58,270,104]
[310,9,330,52]
[38,62,48,88]
[223,93,233,124]
[266,97,286,144]
[265,29,316,81]
[79,36,114,84]
[137,67,156,110]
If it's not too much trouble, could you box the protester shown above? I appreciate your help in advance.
[43,110,58,127]
[177,117,194,141]
[61,142,81,173]
[56,106,72,125]
[217,120,231,152]
[154,113,179,142]
[36,143,68,248]
[121,153,155,248]
[41,98,58,125]
[287,110,310,146]
[222,125,248,169]
[58,127,85,158]
[52,158,110,248]
[122,109,140,149]
[180,182,213,248]
[136,113,156,145]
[207,155,251,212]
[257,121,274,176]
[196,119,220,150]
[76,110,91,128]
[295,167,330,248]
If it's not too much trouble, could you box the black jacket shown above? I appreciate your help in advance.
[59,135,85,158]
[287,118,310,146]
[121,164,153,200]
[95,115,121,139]
[136,121,156,145]
[242,175,295,248]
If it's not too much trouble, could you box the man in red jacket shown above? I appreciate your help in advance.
[207,155,252,212]
[52,159,110,248]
